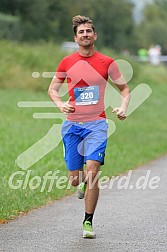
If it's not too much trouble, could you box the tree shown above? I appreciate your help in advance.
[136,0,167,53]
[0,0,22,15]
[0,0,136,52]
[93,0,135,51]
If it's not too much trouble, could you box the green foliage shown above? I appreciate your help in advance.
[136,0,167,53]
[0,13,21,40]
[0,0,135,51]
[0,40,67,91]
[93,0,134,50]
[1,0,167,53]
[0,0,21,15]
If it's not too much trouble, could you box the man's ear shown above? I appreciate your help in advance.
[94,32,98,41]
[74,35,77,43]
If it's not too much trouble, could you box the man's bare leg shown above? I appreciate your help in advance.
[82,160,100,238]
[68,168,84,187]
[84,160,100,214]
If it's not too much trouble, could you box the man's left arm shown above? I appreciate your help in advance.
[112,76,130,120]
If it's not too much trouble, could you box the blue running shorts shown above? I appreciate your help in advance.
[61,119,108,171]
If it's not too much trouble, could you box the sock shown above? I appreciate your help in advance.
[83,180,87,185]
[83,212,94,225]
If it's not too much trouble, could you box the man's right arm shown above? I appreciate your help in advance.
[48,76,74,114]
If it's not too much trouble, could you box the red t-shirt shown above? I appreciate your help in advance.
[56,51,121,122]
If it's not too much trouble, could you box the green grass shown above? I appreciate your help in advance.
[0,40,67,91]
[0,40,167,221]
[0,89,75,221]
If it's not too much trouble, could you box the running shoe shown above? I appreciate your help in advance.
[83,221,96,239]
[77,182,87,199]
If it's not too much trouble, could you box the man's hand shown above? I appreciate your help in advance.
[60,96,75,114]
[112,107,127,120]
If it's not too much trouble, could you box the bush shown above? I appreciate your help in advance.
[0,13,21,40]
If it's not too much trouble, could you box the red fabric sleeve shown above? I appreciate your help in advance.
[108,60,121,81]
[55,58,67,81]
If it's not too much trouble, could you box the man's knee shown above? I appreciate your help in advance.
[69,176,79,187]
[86,161,101,181]
[68,170,83,187]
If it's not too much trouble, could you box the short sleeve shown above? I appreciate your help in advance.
[55,58,67,81]
[108,60,121,81]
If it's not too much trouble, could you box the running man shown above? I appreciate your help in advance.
[48,15,130,238]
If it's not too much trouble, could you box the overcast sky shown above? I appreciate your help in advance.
[130,0,153,23]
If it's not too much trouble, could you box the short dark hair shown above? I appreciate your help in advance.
[72,15,95,35]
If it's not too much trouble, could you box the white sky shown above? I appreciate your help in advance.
[130,0,153,23]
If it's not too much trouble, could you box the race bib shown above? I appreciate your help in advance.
[74,86,99,105]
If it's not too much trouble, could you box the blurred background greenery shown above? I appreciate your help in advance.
[0,0,167,53]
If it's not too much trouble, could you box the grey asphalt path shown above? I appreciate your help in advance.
[0,156,167,252]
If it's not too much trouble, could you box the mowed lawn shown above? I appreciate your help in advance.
[0,42,167,221]
[0,78,167,221]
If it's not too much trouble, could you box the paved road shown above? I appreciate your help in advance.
[0,156,167,252]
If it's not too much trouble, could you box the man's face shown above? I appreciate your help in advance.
[74,23,97,47]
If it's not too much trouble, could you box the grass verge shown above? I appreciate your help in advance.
[0,41,167,221]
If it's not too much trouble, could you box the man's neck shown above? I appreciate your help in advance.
[78,45,95,57]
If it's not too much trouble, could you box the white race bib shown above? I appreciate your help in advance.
[74,86,99,105]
